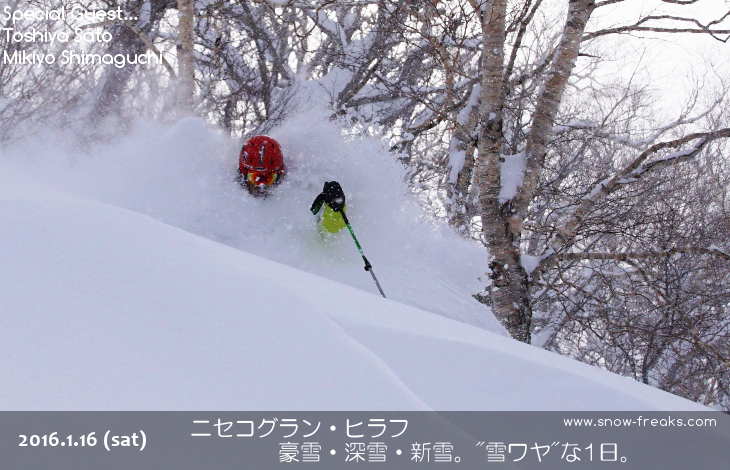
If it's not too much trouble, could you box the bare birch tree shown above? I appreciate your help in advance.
[383,0,730,408]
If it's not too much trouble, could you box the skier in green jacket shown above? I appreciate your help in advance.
[310,181,387,297]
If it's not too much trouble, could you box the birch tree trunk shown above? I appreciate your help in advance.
[471,0,531,342]
[480,0,595,343]
[513,0,596,226]
[176,0,196,113]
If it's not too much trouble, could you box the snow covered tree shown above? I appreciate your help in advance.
[380,0,730,408]
[0,0,98,140]
[87,0,174,128]
[194,0,422,136]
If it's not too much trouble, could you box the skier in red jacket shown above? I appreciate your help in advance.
[237,135,285,194]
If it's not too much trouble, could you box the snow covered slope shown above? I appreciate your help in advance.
[0,177,707,410]
[1,115,501,332]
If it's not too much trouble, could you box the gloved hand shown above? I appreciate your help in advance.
[311,181,346,214]
[322,181,345,212]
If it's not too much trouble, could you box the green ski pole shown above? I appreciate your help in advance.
[339,211,386,298]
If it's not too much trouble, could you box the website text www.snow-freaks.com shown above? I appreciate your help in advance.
[564,416,717,427]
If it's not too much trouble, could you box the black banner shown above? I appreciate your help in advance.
[3,412,728,469]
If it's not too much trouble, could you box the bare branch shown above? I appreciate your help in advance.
[584,11,730,42]
[550,128,730,251]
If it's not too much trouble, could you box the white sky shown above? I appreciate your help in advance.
[586,0,730,114]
